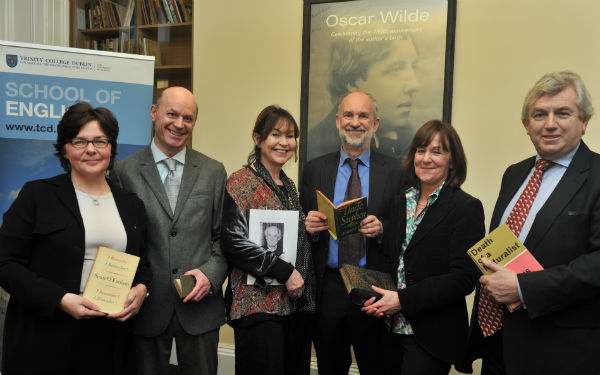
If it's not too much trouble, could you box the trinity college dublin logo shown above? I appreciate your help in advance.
[6,54,18,68]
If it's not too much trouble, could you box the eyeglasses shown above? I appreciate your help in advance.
[70,137,110,149]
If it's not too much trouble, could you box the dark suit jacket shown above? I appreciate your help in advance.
[112,146,228,337]
[388,185,484,368]
[299,150,404,294]
[0,173,150,374]
[468,142,600,374]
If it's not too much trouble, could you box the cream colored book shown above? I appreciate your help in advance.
[83,246,140,314]
[467,223,543,312]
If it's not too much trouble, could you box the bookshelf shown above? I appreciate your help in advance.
[69,0,194,101]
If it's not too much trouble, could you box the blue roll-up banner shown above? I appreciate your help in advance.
[0,40,155,219]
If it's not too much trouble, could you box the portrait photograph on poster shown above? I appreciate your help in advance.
[247,209,299,286]
[300,0,456,167]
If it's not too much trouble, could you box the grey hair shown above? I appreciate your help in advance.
[337,90,380,118]
[522,71,594,124]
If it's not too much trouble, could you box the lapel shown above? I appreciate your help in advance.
[490,157,536,229]
[405,186,455,254]
[368,151,387,215]
[109,179,135,252]
[138,147,174,218]
[175,148,200,222]
[321,152,339,201]
[53,173,85,231]
[524,142,592,252]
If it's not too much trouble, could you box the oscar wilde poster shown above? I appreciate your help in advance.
[302,0,455,162]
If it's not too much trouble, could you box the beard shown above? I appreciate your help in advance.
[339,125,374,151]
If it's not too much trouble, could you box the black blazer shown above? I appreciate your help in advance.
[299,150,405,293]
[0,173,150,374]
[468,142,600,374]
[388,185,484,368]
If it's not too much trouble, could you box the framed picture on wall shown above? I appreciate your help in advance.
[299,0,457,171]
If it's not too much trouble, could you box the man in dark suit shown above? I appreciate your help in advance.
[300,91,404,374]
[468,71,600,374]
[112,87,227,375]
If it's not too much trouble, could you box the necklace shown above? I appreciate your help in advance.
[75,189,110,207]
[72,179,110,207]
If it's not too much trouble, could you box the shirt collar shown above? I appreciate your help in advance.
[536,141,580,169]
[151,137,186,165]
[339,147,371,168]
[406,181,445,202]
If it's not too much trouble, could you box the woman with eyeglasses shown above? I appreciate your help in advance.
[0,102,151,374]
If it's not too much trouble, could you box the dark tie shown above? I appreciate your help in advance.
[163,158,179,212]
[478,159,553,338]
[338,158,364,266]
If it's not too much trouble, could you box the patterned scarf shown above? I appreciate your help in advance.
[252,160,316,313]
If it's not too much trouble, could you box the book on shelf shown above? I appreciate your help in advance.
[339,264,396,303]
[170,0,182,23]
[162,0,175,23]
[173,274,196,298]
[141,0,189,25]
[119,29,133,53]
[122,0,135,27]
[181,0,192,21]
[316,190,367,240]
[82,246,140,314]
[153,0,168,24]
[82,0,128,29]
[467,223,544,312]
[142,37,162,65]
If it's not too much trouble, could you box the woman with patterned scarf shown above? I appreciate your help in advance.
[221,105,316,375]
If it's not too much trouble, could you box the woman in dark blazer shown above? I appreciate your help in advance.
[0,102,151,374]
[363,120,485,374]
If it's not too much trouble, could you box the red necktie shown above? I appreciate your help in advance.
[478,159,553,338]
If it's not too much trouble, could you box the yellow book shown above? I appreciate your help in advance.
[316,190,367,240]
[83,246,140,314]
[467,223,543,311]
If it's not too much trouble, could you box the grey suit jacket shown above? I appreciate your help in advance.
[112,146,228,337]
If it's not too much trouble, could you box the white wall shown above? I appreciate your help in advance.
[193,0,303,181]
[0,0,69,46]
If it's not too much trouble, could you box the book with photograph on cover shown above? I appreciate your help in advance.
[246,209,299,286]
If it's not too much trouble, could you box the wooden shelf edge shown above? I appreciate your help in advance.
[138,22,192,29]
[154,65,192,70]
[79,26,134,33]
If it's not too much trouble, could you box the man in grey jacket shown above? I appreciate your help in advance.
[112,86,227,374]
